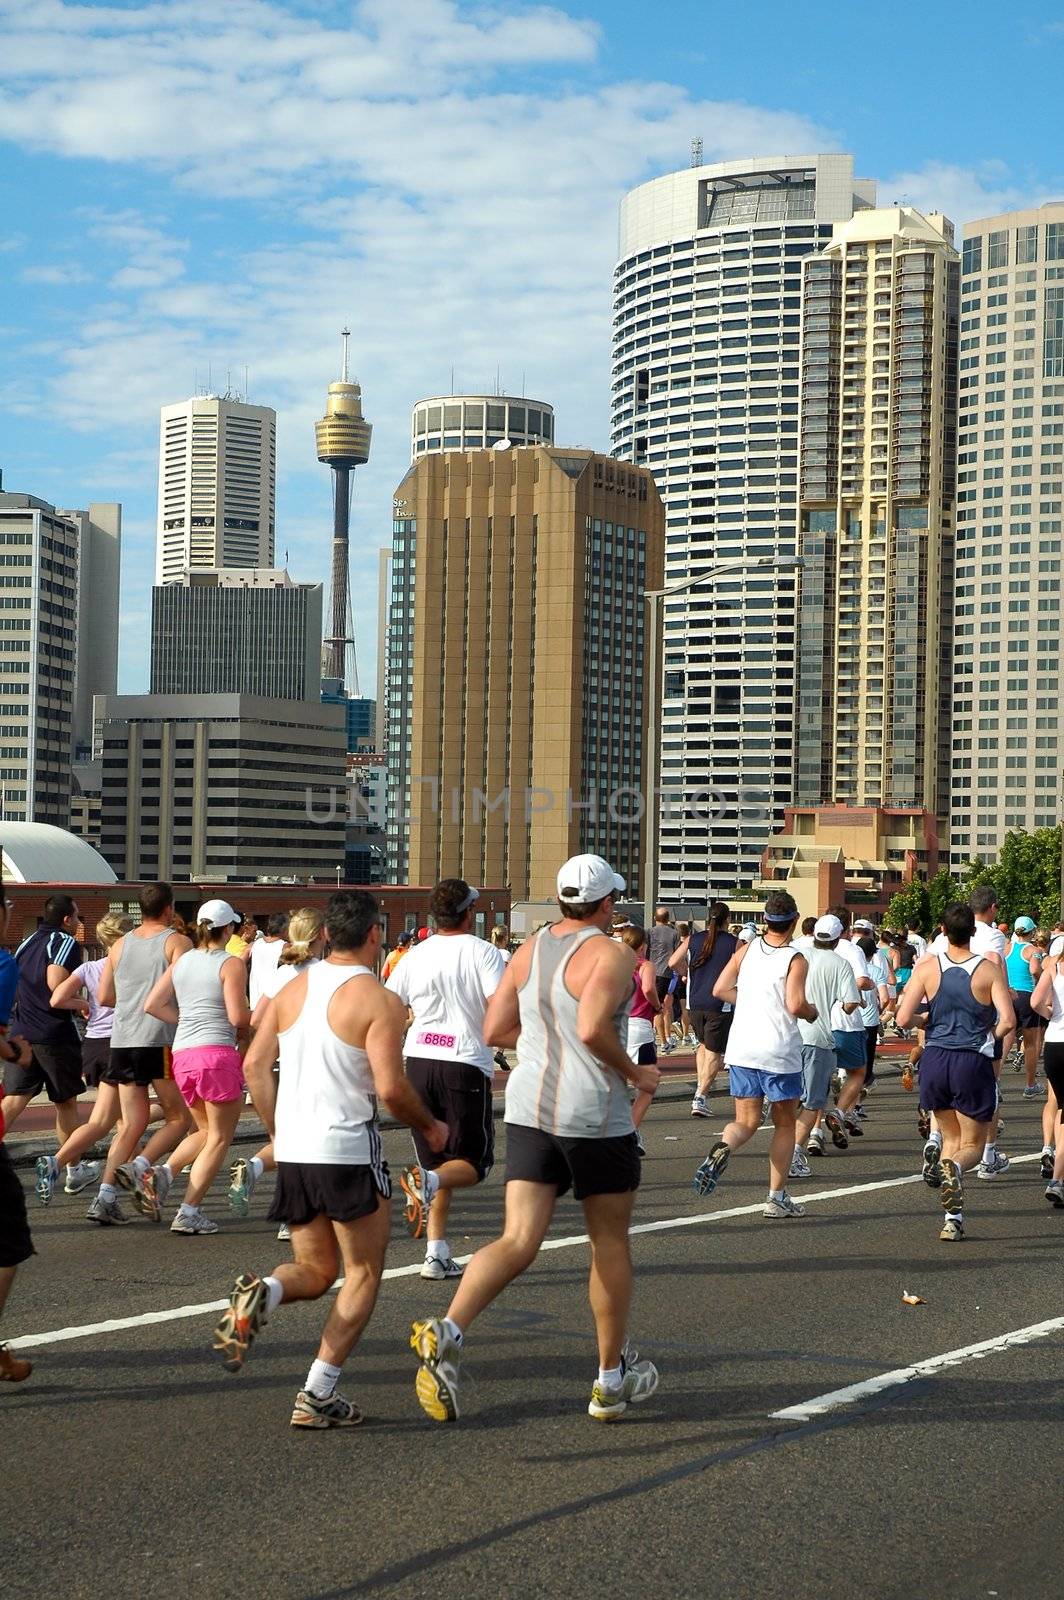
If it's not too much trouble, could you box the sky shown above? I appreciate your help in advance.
[1,0,1062,696]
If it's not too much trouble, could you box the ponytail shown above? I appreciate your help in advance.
[690,901,731,969]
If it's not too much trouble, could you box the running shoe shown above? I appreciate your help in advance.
[0,1343,32,1382]
[921,1138,943,1188]
[1022,1082,1045,1099]
[693,1139,730,1197]
[789,1148,812,1180]
[63,1160,100,1195]
[400,1164,438,1240]
[85,1194,130,1225]
[411,1317,462,1422]
[939,1156,963,1214]
[900,1063,914,1093]
[690,1095,710,1118]
[1045,1180,1064,1208]
[976,1150,1010,1180]
[116,1161,160,1221]
[228,1158,258,1217]
[843,1113,864,1138]
[170,1208,219,1235]
[1040,1148,1056,1180]
[587,1356,660,1421]
[762,1193,806,1220]
[277,1222,291,1241]
[824,1110,849,1150]
[493,1051,510,1071]
[939,1216,965,1243]
[917,1108,931,1141]
[213,1273,270,1371]
[290,1389,363,1429]
[153,1163,173,1210]
[420,1253,463,1281]
[35,1154,59,1207]
[807,1131,825,1157]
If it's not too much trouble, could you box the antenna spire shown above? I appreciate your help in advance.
[340,326,351,383]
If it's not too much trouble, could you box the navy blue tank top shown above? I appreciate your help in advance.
[925,954,995,1055]
[687,929,738,1011]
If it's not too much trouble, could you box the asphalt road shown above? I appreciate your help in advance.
[3,1070,1063,1600]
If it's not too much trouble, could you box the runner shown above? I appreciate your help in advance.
[792,916,861,1171]
[895,902,1014,1241]
[409,854,660,1424]
[693,890,818,1217]
[671,922,695,1046]
[1005,916,1045,1098]
[212,890,447,1428]
[91,883,193,1225]
[381,931,413,982]
[671,901,735,1117]
[0,893,34,1382]
[827,907,875,1139]
[1030,952,1064,1203]
[387,879,506,1279]
[1,894,85,1151]
[855,932,892,1094]
[249,913,289,1010]
[34,912,135,1204]
[229,907,326,1229]
[619,925,661,1149]
[647,908,679,1054]
[489,925,511,961]
[794,918,817,954]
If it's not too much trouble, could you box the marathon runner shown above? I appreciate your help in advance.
[896,902,1014,1240]
[693,890,817,1218]
[1004,916,1046,1098]
[386,879,506,1280]
[670,902,735,1117]
[212,890,447,1428]
[791,915,860,1172]
[409,854,660,1424]
[1029,951,1064,1204]
[1,895,86,1155]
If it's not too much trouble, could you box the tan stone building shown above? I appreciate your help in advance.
[796,208,959,824]
[385,447,664,900]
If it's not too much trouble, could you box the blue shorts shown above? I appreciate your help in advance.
[800,1045,836,1111]
[832,1030,867,1073]
[919,1046,997,1124]
[727,1065,804,1102]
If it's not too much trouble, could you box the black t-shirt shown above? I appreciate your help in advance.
[14,925,84,1043]
[687,929,738,1013]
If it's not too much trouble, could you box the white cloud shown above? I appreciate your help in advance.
[875,159,1054,227]
[20,262,91,284]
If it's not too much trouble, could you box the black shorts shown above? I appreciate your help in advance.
[0,1142,34,1268]
[3,1038,83,1103]
[655,974,673,1005]
[268,1160,391,1226]
[633,1041,657,1066]
[1043,1043,1064,1119]
[690,1008,732,1053]
[103,1046,166,1088]
[1011,993,1045,1034]
[81,1037,112,1088]
[405,1056,495,1180]
[504,1122,641,1200]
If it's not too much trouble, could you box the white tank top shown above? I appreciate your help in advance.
[724,937,803,1075]
[1044,968,1064,1043]
[273,962,382,1168]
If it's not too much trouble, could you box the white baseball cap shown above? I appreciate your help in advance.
[738,923,757,943]
[853,918,875,933]
[814,914,844,942]
[196,898,240,929]
[556,854,626,905]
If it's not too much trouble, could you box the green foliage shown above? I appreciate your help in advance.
[884,830,1062,934]
[927,868,961,929]
[885,878,931,934]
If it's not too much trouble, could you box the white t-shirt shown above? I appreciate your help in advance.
[1050,935,1064,959]
[263,956,319,1002]
[387,933,506,1077]
[249,937,285,1008]
[833,938,872,1032]
[793,935,815,953]
[931,922,1006,959]
[860,950,893,1027]
[906,932,928,961]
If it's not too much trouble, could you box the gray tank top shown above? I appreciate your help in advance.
[925,953,996,1057]
[504,926,634,1138]
[172,948,238,1052]
[111,928,174,1049]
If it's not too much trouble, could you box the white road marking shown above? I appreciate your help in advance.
[7,1153,1046,1351]
[770,1313,1064,1423]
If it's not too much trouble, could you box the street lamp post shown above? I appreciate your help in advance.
[336,865,343,888]
[641,553,804,931]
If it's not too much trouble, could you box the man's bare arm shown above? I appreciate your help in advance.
[484,964,521,1049]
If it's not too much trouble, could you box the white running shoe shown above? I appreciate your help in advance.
[420,1253,463,1280]
[976,1150,1010,1180]
[690,1095,710,1117]
[587,1356,659,1421]
[277,1222,291,1241]
[169,1208,219,1235]
[63,1160,100,1195]
[789,1148,811,1179]
[35,1154,59,1206]
[762,1193,806,1219]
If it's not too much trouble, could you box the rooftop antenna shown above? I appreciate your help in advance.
[244,364,249,402]
[691,136,703,168]
[340,325,350,383]
[450,363,455,395]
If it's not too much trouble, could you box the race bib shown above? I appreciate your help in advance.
[415,1029,456,1050]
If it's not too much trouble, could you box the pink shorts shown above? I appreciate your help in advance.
[171,1045,244,1107]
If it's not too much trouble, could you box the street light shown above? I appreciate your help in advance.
[336,865,343,887]
[641,552,804,931]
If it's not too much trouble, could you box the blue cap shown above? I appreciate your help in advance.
[1014,916,1037,933]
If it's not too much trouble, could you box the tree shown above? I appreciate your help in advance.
[886,878,931,934]
[926,868,961,931]
[978,827,1061,927]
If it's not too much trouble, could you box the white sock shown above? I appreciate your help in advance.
[442,1317,463,1346]
[769,1188,785,1202]
[132,1154,151,1176]
[423,1167,441,1201]
[304,1358,342,1400]
[927,1130,942,1147]
[1043,1144,1054,1156]
[426,1238,449,1261]
[598,1364,622,1388]
[64,1161,76,1175]
[263,1275,284,1313]
[99,1182,117,1202]
[249,1156,265,1181]
[178,1201,197,1219]
[158,1162,172,1181]
[983,1142,996,1163]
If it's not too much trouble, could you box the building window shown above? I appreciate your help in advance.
[962,237,982,275]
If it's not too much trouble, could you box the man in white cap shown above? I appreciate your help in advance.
[791,915,862,1172]
[409,853,661,1424]
[387,878,507,1280]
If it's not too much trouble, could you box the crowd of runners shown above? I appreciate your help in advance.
[1,862,1061,1423]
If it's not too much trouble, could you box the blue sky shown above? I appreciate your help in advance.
[1,0,1061,695]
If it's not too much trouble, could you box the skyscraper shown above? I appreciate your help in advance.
[410,394,554,457]
[796,207,959,819]
[150,569,323,700]
[386,446,664,898]
[948,204,1064,860]
[611,154,875,902]
[156,394,276,583]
